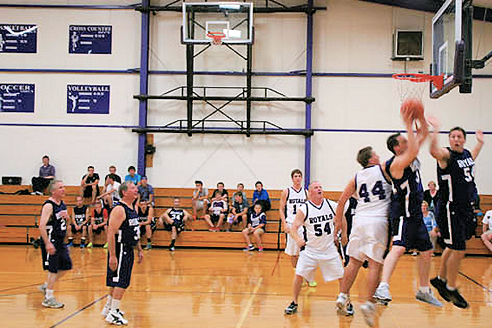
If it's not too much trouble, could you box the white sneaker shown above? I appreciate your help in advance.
[374,283,392,303]
[336,293,354,316]
[416,290,443,307]
[360,301,376,327]
[105,309,128,325]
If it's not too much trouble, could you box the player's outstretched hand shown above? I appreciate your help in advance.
[476,130,484,144]
[426,115,440,130]
[109,256,118,271]
[138,250,144,263]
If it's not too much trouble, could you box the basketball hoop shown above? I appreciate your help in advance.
[392,73,444,101]
[207,32,226,46]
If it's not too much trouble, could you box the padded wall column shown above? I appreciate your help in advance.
[304,0,314,186]
[137,0,150,175]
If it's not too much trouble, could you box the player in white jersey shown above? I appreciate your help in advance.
[335,113,418,327]
[284,181,344,315]
[279,169,316,285]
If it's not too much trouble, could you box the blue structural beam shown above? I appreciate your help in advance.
[137,0,150,176]
[304,0,314,187]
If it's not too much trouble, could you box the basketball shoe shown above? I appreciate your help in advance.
[374,283,392,303]
[105,309,128,325]
[284,301,298,315]
[430,276,450,302]
[360,301,376,327]
[416,289,442,307]
[336,293,354,316]
[42,297,64,309]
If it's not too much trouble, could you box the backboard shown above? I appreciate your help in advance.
[182,2,254,45]
[430,0,470,98]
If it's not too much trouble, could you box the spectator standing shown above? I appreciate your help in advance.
[423,181,440,213]
[125,166,141,185]
[105,166,122,185]
[138,176,154,206]
[81,166,100,204]
[252,181,271,212]
[422,201,439,252]
[192,180,209,219]
[32,155,55,195]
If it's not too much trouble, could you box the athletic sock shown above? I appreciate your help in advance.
[419,286,431,293]
[106,295,113,307]
[380,282,389,288]
[111,299,121,311]
[446,284,456,291]
[46,289,54,299]
[438,275,447,283]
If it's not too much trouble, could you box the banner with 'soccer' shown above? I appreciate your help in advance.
[0,84,35,112]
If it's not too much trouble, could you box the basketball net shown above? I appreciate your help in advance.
[207,32,225,46]
[392,73,444,102]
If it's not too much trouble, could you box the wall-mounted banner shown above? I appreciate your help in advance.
[0,84,35,112]
[67,85,110,114]
[69,25,112,54]
[0,24,38,53]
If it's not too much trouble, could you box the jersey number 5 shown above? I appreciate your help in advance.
[359,181,386,203]
[314,222,331,236]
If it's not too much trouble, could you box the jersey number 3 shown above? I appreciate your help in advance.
[359,181,386,203]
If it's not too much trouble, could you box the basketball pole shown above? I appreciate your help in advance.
[304,0,314,187]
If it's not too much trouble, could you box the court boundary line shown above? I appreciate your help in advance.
[459,270,492,293]
[271,251,282,276]
[235,277,263,328]
[49,294,107,328]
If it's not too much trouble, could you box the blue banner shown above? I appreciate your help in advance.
[67,85,110,114]
[0,84,35,112]
[0,24,37,53]
[69,25,112,54]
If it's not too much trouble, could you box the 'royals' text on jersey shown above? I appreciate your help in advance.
[116,202,140,246]
[438,147,477,205]
[168,208,185,223]
[298,199,338,258]
[44,200,68,247]
[386,157,424,219]
[285,186,308,224]
[73,205,88,225]
[354,165,392,217]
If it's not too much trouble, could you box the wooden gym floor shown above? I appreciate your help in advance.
[0,245,491,328]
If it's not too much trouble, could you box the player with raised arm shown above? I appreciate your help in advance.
[279,169,316,286]
[38,180,72,308]
[284,182,343,315]
[101,182,144,325]
[374,113,442,307]
[428,117,484,309]
[335,110,418,327]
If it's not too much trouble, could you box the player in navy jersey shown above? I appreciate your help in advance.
[428,118,484,309]
[87,200,108,248]
[38,180,72,308]
[160,198,192,251]
[102,181,144,325]
[242,203,267,251]
[375,114,442,308]
[67,196,89,248]
[137,200,155,250]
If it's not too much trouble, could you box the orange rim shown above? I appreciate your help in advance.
[392,73,444,90]
[207,32,226,44]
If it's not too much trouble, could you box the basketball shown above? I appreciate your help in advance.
[400,97,424,120]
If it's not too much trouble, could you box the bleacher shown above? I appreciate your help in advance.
[0,185,490,254]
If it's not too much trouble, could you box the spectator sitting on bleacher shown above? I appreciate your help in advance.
[481,209,492,252]
[192,180,209,219]
[104,165,122,185]
[204,191,228,232]
[80,166,100,204]
[125,166,141,185]
[67,196,89,248]
[160,198,192,251]
[31,155,55,195]
[137,200,155,250]
[211,182,228,202]
[242,203,267,252]
[87,201,108,248]
[138,176,154,206]
[98,174,120,210]
[252,181,271,212]
[233,183,248,204]
[226,192,248,231]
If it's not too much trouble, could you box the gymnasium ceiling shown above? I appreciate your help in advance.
[359,0,492,22]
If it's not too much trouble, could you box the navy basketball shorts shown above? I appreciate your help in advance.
[92,226,105,235]
[139,225,147,237]
[391,216,433,252]
[210,214,221,223]
[71,224,84,234]
[40,239,49,271]
[106,243,134,289]
[48,244,73,273]
[437,202,474,251]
